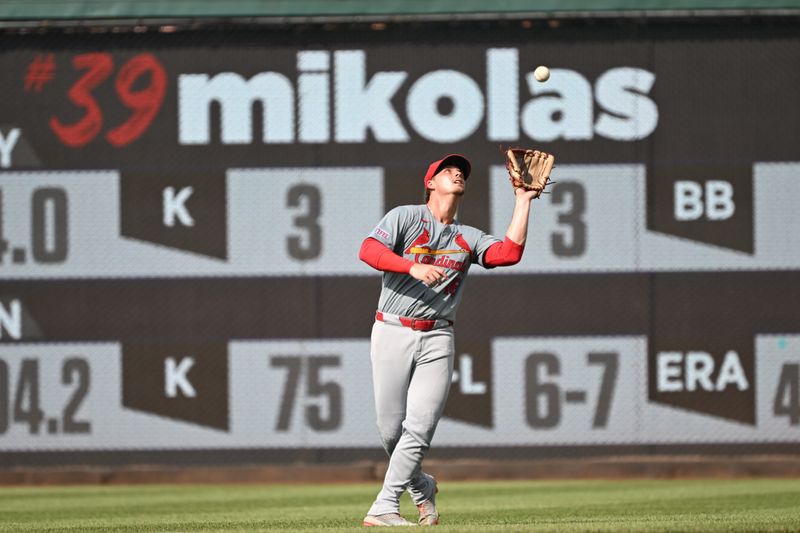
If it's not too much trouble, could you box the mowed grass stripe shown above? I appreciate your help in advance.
[1,479,799,532]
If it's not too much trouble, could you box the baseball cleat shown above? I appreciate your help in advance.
[417,476,439,526]
[362,513,415,527]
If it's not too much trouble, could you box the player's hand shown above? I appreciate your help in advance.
[506,148,555,199]
[514,186,541,202]
[410,264,447,287]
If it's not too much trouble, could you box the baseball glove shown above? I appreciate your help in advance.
[504,148,555,198]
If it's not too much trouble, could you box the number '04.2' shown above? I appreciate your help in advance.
[0,358,91,435]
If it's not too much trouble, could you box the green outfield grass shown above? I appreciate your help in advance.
[1,478,799,532]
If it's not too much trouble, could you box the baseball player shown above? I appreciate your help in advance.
[358,152,553,526]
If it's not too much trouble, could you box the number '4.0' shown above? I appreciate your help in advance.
[0,188,69,265]
[773,363,800,426]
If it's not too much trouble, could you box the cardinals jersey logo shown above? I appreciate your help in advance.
[405,230,471,271]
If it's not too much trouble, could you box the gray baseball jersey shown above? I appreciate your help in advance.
[367,204,500,322]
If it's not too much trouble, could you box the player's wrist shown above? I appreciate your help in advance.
[514,190,533,203]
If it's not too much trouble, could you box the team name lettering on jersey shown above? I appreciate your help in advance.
[416,253,467,272]
[369,204,501,322]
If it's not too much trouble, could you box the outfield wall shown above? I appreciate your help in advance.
[4,0,800,21]
[1,16,799,467]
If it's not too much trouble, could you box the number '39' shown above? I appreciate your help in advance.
[49,52,166,148]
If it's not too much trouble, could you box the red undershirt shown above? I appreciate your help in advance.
[358,236,524,273]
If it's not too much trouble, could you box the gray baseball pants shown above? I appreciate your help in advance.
[367,319,455,516]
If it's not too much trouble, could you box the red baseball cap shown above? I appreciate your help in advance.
[423,154,471,188]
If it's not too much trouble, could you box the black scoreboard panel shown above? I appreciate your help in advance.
[1,21,799,459]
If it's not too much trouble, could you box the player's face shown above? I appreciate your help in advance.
[432,166,466,196]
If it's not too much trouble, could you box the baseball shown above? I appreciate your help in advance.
[534,65,550,82]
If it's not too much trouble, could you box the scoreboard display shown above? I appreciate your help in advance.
[1,23,799,460]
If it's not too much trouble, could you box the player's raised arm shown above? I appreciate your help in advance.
[483,149,556,267]
[504,148,555,245]
[503,187,540,246]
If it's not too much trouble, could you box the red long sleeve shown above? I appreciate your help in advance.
[484,237,525,267]
[359,238,414,274]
